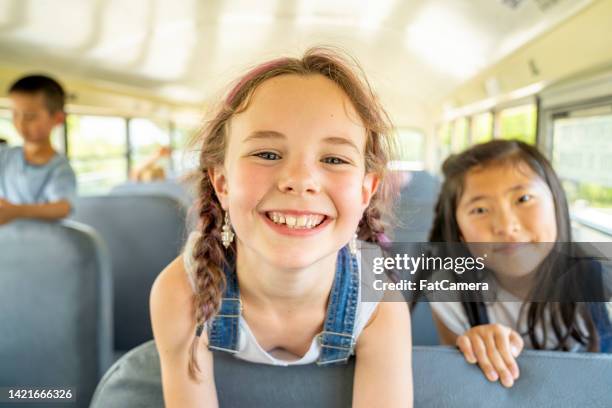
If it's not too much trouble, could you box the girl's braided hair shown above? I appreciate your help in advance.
[188,47,399,379]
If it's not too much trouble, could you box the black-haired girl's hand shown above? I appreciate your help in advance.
[456,324,524,388]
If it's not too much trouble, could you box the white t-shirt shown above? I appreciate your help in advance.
[430,288,590,350]
[0,146,76,206]
[182,232,380,366]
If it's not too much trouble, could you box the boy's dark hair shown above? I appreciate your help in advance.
[8,74,65,113]
[0,138,7,145]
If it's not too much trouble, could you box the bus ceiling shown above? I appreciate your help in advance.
[0,0,606,126]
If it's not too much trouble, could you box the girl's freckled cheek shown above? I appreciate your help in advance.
[231,163,270,202]
[235,162,269,184]
[335,175,362,195]
[332,173,369,213]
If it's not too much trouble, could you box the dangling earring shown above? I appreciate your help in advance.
[349,231,358,256]
[221,211,234,248]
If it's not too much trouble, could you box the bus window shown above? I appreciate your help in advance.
[552,108,612,239]
[129,118,171,178]
[170,125,199,177]
[0,109,20,146]
[67,115,128,195]
[452,117,469,152]
[438,122,452,162]
[497,104,537,144]
[471,112,493,144]
[389,128,425,171]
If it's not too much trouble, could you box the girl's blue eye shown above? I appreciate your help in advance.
[255,152,280,160]
[517,194,532,203]
[322,157,348,165]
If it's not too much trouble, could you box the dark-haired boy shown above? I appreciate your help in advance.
[0,74,76,225]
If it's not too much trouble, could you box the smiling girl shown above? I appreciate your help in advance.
[150,48,412,407]
[428,140,612,388]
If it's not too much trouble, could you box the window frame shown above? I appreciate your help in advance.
[539,96,612,238]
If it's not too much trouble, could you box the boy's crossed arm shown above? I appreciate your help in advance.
[0,198,71,224]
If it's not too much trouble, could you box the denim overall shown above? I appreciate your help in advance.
[206,246,360,365]
[589,302,612,352]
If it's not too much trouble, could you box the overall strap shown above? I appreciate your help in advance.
[462,301,490,327]
[576,259,612,352]
[589,302,612,353]
[207,255,242,354]
[317,246,360,365]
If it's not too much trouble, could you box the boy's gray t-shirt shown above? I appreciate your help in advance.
[0,146,77,206]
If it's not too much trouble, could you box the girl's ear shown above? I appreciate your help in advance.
[208,166,229,209]
[361,172,380,210]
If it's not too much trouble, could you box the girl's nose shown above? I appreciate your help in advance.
[492,207,522,238]
[277,161,320,195]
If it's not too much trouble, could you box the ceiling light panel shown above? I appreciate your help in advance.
[7,0,94,50]
[86,0,154,65]
[86,0,197,80]
[405,5,488,79]
[139,19,197,80]
[296,0,395,30]
[213,0,279,75]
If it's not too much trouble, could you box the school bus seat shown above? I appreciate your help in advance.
[393,203,436,242]
[90,340,612,407]
[392,170,440,242]
[0,220,113,408]
[411,301,440,345]
[71,195,187,352]
[399,171,441,205]
[110,180,194,209]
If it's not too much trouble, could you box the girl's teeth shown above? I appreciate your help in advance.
[286,216,297,227]
[267,212,324,229]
